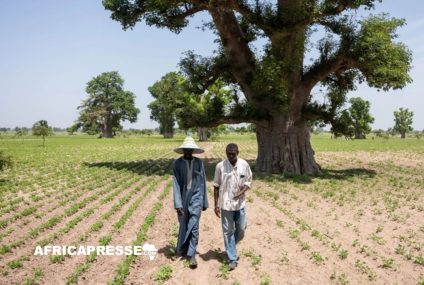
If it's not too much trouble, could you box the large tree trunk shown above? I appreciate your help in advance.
[102,122,113,138]
[197,127,209,141]
[102,112,113,138]
[255,117,321,175]
[355,131,366,139]
[401,131,406,139]
[163,131,174,138]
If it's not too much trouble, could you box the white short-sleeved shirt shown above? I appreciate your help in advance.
[213,158,252,211]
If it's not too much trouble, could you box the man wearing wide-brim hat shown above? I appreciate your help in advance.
[172,136,208,268]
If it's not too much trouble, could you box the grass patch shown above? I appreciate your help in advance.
[153,265,173,284]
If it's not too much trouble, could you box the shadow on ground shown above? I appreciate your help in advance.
[84,158,376,184]
[256,167,377,184]
[157,243,226,265]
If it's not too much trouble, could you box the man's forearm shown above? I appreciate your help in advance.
[213,186,219,207]
[233,185,249,199]
[241,185,250,193]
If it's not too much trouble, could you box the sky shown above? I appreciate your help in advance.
[0,0,423,131]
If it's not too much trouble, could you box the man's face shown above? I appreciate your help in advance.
[183,149,194,159]
[226,148,238,163]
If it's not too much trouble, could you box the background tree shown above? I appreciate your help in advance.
[72,71,140,138]
[104,0,412,174]
[331,110,354,139]
[66,124,78,135]
[148,72,232,141]
[393,107,413,139]
[32,120,53,147]
[147,72,184,138]
[14,127,29,143]
[349,97,374,139]
[333,97,374,139]
[373,129,384,138]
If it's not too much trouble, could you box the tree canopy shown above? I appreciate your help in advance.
[71,71,140,138]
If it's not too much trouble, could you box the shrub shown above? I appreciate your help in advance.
[0,151,12,171]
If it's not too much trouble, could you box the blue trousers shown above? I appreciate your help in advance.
[177,213,199,257]
[221,208,247,262]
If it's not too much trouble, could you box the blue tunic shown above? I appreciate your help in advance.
[172,157,208,256]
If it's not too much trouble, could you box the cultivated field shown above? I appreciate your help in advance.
[0,134,423,285]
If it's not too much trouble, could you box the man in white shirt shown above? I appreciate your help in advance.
[213,143,252,270]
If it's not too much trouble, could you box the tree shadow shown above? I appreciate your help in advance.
[84,158,221,180]
[255,167,377,184]
[83,159,174,176]
[84,158,376,184]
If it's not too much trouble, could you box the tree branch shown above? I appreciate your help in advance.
[318,0,378,18]
[179,51,234,94]
[302,54,356,91]
[208,7,256,101]
[201,115,266,128]
[319,1,347,18]
[288,0,378,29]
[162,4,206,23]
[227,0,273,36]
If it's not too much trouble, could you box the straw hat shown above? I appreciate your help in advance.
[174,136,204,154]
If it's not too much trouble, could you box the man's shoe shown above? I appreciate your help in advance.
[189,255,198,269]
[228,261,237,271]
[175,251,187,259]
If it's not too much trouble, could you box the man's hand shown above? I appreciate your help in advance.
[176,208,184,216]
[233,185,248,200]
[214,206,220,218]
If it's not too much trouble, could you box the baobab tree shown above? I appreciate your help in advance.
[103,0,412,174]
[72,71,140,138]
[393,107,413,139]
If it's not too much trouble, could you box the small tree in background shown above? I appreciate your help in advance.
[349,97,375,139]
[393,108,413,139]
[14,127,29,143]
[148,72,232,141]
[373,129,384,138]
[72,71,140,138]
[66,124,78,135]
[32,120,53,147]
[331,110,355,139]
[331,97,374,139]
[147,72,184,138]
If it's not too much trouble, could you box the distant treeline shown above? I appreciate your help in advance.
[1,125,423,139]
[0,127,66,132]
